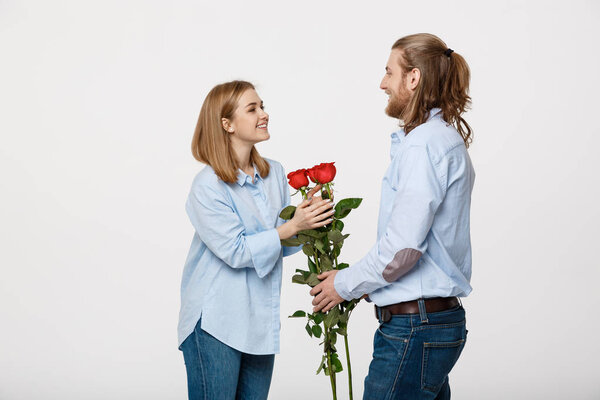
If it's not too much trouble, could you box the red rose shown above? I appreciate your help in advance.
[287,169,309,189]
[306,166,318,183]
[307,162,336,184]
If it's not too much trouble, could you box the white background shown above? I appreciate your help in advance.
[1,1,599,399]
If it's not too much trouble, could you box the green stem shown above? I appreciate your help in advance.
[324,326,337,400]
[325,183,333,201]
[313,255,321,274]
[299,187,307,199]
[344,333,353,400]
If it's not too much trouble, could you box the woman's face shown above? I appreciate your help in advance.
[227,89,270,146]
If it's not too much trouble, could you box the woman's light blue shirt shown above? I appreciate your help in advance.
[334,109,475,305]
[178,159,300,355]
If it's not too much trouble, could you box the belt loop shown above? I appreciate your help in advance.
[375,305,391,323]
[418,298,428,324]
[457,297,463,308]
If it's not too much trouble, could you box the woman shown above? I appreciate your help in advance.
[178,80,334,400]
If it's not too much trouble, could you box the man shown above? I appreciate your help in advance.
[310,33,475,399]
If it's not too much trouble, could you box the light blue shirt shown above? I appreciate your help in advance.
[178,159,300,354]
[334,109,475,306]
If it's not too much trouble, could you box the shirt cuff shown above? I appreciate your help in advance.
[283,244,303,257]
[246,228,281,279]
[334,268,354,301]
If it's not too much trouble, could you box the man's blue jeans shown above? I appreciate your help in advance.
[180,319,275,400]
[363,302,467,400]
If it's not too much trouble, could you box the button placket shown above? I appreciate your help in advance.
[246,179,270,227]
[255,180,272,226]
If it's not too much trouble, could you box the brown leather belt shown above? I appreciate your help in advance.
[375,297,459,321]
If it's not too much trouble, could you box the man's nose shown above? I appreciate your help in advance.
[380,77,387,90]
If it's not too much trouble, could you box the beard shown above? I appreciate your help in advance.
[385,94,408,118]
[385,80,411,119]
[385,89,410,119]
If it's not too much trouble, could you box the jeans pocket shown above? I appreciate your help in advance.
[375,322,412,363]
[421,339,465,393]
[377,323,411,344]
[366,327,412,398]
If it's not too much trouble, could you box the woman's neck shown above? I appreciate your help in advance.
[231,142,253,175]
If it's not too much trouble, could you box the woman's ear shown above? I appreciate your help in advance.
[221,118,234,133]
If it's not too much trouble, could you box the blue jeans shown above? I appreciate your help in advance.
[363,301,467,400]
[180,319,275,400]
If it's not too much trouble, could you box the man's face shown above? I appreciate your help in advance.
[380,49,411,119]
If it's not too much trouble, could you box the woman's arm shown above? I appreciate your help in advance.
[186,183,282,278]
[186,182,333,278]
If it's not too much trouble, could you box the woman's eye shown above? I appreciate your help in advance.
[249,108,255,112]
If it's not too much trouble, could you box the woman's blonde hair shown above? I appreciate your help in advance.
[393,33,473,147]
[191,80,270,183]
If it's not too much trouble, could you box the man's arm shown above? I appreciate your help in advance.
[311,145,445,311]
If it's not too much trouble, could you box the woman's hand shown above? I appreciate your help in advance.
[291,190,335,231]
[277,185,335,240]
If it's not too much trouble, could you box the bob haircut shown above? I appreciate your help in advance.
[191,80,270,182]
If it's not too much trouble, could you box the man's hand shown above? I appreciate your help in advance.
[310,270,344,312]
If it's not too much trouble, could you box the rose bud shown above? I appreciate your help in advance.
[287,169,309,190]
[313,162,336,184]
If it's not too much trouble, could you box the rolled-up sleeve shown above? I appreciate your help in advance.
[335,145,445,300]
[186,184,282,279]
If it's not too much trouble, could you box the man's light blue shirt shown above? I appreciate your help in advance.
[178,159,300,354]
[335,109,475,306]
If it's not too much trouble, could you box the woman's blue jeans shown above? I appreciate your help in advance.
[180,319,275,400]
[363,302,467,400]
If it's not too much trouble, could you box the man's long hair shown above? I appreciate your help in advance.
[393,33,473,147]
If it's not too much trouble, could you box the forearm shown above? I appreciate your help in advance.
[334,249,391,300]
[277,220,299,240]
[334,233,425,300]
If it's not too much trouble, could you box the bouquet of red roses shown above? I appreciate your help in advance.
[281,162,362,400]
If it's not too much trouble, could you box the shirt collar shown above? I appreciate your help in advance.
[236,165,261,186]
[390,107,443,140]
[390,130,404,142]
[428,107,442,121]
